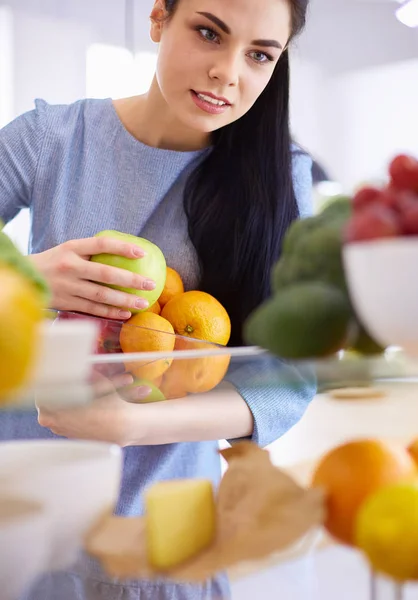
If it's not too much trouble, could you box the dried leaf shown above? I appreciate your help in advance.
[85,441,325,583]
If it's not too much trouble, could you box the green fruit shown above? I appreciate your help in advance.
[244,282,353,359]
[90,230,166,312]
[319,195,352,221]
[131,379,166,403]
[350,323,385,355]
[0,227,50,305]
[282,215,323,256]
[273,222,347,294]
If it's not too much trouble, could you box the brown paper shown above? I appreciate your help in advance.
[85,442,325,583]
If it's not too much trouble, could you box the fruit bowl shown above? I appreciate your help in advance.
[343,238,418,356]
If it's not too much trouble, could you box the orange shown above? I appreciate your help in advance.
[160,360,188,400]
[120,312,175,380]
[408,438,418,465]
[152,375,163,388]
[146,301,161,316]
[160,342,230,398]
[161,291,231,346]
[158,267,184,308]
[311,439,417,545]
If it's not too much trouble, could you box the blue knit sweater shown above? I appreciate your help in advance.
[0,98,315,600]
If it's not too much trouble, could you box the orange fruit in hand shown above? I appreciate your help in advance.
[146,301,161,316]
[158,267,184,308]
[312,439,417,545]
[120,312,175,380]
[161,291,231,346]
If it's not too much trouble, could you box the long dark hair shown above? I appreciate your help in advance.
[165,0,309,346]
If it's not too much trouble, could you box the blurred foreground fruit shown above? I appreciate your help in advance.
[407,438,418,465]
[245,195,382,358]
[345,153,418,242]
[0,227,50,304]
[389,154,418,194]
[0,267,44,399]
[120,312,175,380]
[161,291,231,346]
[311,439,416,545]
[355,482,418,581]
[145,479,216,570]
[244,282,352,359]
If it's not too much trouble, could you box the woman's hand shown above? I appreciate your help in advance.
[29,236,156,320]
[37,372,151,446]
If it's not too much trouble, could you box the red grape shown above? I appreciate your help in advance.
[396,192,418,235]
[352,187,382,211]
[389,154,418,193]
[345,205,401,243]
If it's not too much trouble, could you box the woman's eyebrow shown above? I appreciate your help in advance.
[196,11,231,34]
[195,12,282,49]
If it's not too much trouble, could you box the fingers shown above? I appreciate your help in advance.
[72,280,149,311]
[66,236,146,260]
[76,257,156,293]
[66,297,132,320]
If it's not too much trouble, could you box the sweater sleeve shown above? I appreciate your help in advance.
[226,358,316,447]
[226,149,316,447]
[0,100,48,224]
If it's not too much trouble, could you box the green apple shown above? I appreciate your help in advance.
[132,379,166,403]
[90,230,166,312]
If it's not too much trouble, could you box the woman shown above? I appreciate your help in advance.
[0,0,314,598]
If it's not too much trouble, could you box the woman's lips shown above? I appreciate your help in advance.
[190,91,231,115]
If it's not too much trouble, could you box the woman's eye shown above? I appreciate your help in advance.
[198,28,219,43]
[249,51,273,64]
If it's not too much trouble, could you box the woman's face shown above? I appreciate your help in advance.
[150,0,292,133]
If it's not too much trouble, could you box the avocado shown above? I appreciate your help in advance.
[244,281,354,359]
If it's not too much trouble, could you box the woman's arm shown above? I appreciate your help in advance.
[37,382,254,446]
[125,383,254,446]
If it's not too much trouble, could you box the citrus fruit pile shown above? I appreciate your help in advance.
[117,266,231,402]
[311,437,418,582]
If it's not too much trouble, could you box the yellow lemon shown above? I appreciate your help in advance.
[0,266,44,400]
[355,481,418,582]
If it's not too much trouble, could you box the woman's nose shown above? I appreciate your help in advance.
[208,52,240,87]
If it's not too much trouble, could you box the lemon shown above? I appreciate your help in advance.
[0,266,44,401]
[355,481,418,582]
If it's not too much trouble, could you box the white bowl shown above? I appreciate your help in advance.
[0,498,50,600]
[0,440,122,571]
[343,238,418,355]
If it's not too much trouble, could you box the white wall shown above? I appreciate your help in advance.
[0,6,14,128]
[290,51,328,169]
[290,55,418,192]
[13,10,91,116]
[327,58,418,190]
